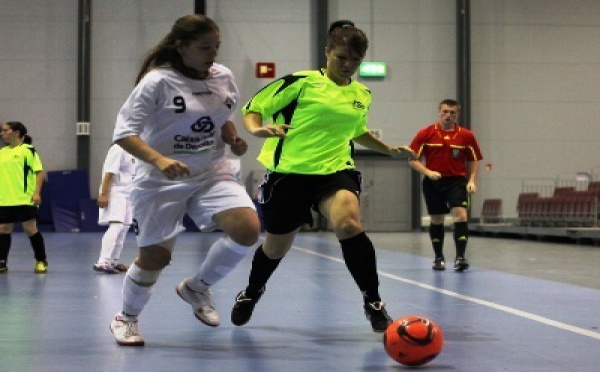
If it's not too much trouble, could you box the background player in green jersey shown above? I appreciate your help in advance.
[0,121,48,273]
[231,20,417,332]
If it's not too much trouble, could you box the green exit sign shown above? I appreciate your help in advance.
[359,62,387,77]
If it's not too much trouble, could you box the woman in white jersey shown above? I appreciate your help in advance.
[109,14,260,346]
[93,144,136,274]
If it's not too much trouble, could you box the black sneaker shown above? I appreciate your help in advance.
[0,260,7,273]
[231,288,264,326]
[364,301,392,332]
[432,257,445,271]
[454,257,470,272]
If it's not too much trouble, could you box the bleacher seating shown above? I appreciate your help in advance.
[588,181,600,191]
[481,199,503,223]
[553,186,576,196]
[516,183,599,227]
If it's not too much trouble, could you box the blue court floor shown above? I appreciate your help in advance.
[0,231,599,371]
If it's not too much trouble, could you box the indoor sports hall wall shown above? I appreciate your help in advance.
[1,0,599,222]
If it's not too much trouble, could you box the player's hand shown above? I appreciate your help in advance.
[97,194,109,208]
[467,182,477,193]
[426,170,442,180]
[156,157,190,180]
[229,137,248,156]
[31,193,42,206]
[252,124,294,139]
[390,145,418,160]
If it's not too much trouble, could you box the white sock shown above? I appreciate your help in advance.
[121,263,161,316]
[188,236,251,292]
[111,224,129,264]
[98,223,123,265]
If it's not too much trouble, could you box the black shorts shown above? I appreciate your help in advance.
[258,169,362,234]
[422,176,469,215]
[0,205,39,224]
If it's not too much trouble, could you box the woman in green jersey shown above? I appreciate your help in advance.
[231,20,416,332]
[0,121,48,273]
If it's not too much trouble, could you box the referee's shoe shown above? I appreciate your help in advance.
[454,257,470,272]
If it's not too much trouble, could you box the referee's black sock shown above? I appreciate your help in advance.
[29,232,47,262]
[454,221,468,258]
[340,232,381,304]
[246,245,281,298]
[429,223,445,258]
[0,234,11,262]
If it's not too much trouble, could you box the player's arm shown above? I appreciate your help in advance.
[97,173,114,208]
[353,132,417,159]
[32,170,45,206]
[115,136,189,180]
[243,112,293,139]
[221,120,248,156]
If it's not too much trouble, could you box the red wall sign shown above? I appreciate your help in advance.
[256,62,276,78]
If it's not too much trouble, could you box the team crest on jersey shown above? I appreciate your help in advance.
[452,148,460,158]
[353,100,365,110]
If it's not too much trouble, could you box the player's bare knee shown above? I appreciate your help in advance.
[230,227,260,247]
[333,216,362,238]
[136,245,172,270]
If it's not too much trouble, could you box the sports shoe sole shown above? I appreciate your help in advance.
[109,324,145,347]
[432,262,446,271]
[175,283,220,327]
[93,264,120,274]
[454,262,470,272]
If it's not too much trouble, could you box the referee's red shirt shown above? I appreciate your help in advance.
[409,123,483,177]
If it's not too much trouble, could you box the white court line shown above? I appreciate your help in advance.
[292,246,600,341]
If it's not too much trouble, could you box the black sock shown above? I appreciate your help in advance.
[454,222,468,258]
[0,234,11,262]
[340,232,381,304]
[429,223,445,258]
[246,245,281,297]
[29,232,47,262]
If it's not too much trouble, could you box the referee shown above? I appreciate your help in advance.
[408,99,483,271]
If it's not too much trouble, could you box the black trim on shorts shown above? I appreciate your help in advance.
[259,169,361,234]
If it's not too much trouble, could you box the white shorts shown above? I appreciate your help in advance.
[131,175,255,247]
[98,193,133,225]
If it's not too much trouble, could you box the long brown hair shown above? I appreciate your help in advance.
[135,14,220,84]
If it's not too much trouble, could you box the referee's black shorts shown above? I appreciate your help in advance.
[0,205,39,224]
[422,176,469,215]
[258,169,362,234]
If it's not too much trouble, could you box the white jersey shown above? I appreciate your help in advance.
[100,144,136,195]
[113,63,239,181]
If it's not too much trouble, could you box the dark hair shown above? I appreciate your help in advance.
[327,19,368,57]
[439,99,461,111]
[135,14,220,84]
[5,121,33,144]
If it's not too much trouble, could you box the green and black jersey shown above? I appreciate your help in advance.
[243,69,371,174]
[0,144,43,206]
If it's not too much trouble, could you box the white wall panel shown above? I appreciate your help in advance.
[472,0,600,217]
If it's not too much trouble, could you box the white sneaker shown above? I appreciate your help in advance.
[110,314,145,346]
[176,279,220,327]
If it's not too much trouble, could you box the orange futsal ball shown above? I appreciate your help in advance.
[383,315,444,366]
